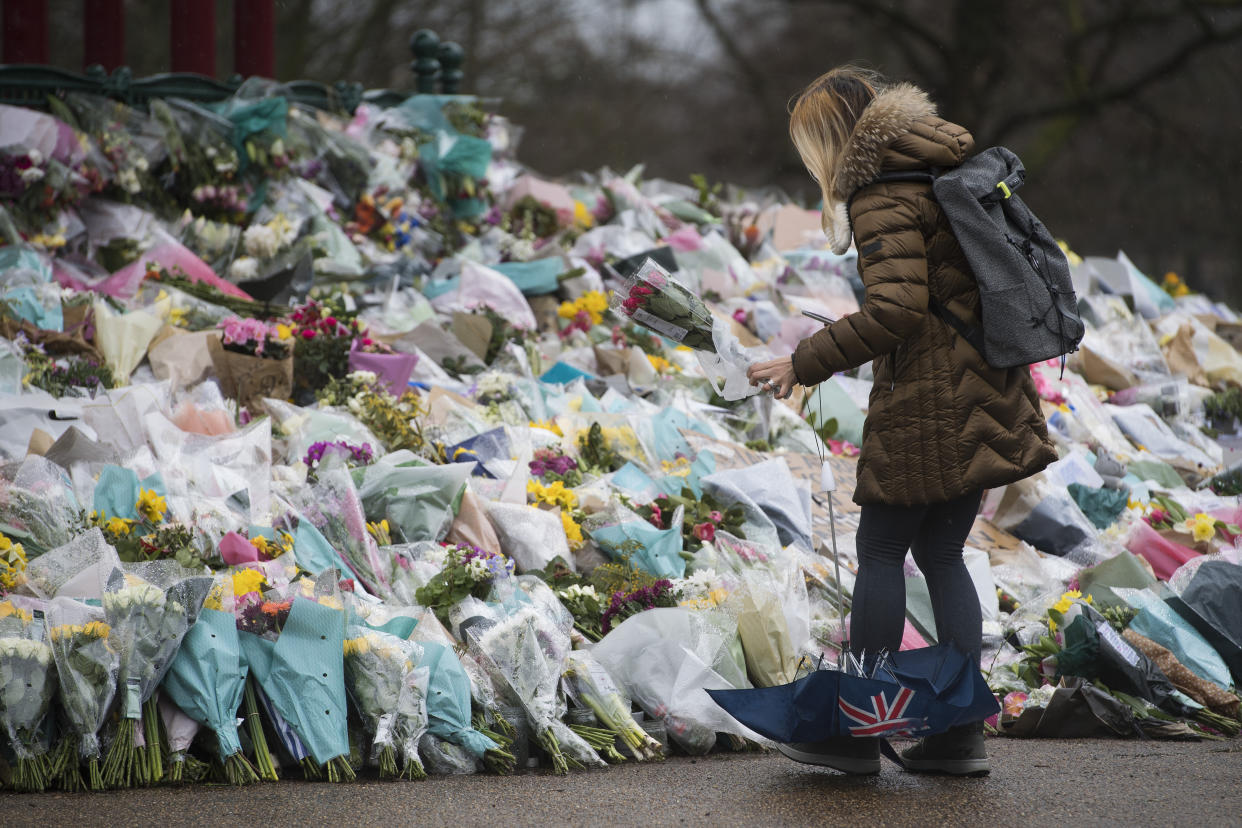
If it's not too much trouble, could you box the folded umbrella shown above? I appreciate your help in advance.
[706,644,997,743]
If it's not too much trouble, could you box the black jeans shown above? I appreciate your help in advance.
[850,490,984,665]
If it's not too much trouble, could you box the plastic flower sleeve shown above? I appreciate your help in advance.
[0,455,81,556]
[591,607,768,755]
[562,651,664,762]
[408,608,505,717]
[156,694,203,783]
[100,564,209,787]
[415,638,513,773]
[286,464,389,596]
[0,603,57,791]
[357,452,473,546]
[396,662,432,779]
[46,596,119,790]
[468,607,605,773]
[343,625,414,778]
[23,527,121,600]
[486,501,572,573]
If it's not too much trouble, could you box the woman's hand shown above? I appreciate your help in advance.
[747,356,799,400]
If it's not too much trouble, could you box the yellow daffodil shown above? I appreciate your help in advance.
[1051,589,1082,616]
[528,479,578,509]
[275,322,295,340]
[560,510,584,550]
[135,488,167,523]
[647,354,676,374]
[231,568,268,597]
[1187,512,1217,543]
[250,535,272,555]
[573,200,595,229]
[530,419,563,436]
[105,516,135,536]
[0,600,32,622]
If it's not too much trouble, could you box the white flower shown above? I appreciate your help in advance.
[228,256,259,281]
[476,372,511,397]
[348,370,379,386]
[465,559,491,582]
[271,138,285,158]
[134,156,150,172]
[243,222,281,259]
[27,148,43,166]
[19,166,44,184]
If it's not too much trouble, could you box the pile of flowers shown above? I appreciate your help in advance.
[1,77,1242,795]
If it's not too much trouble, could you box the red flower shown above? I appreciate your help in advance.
[339,578,356,593]
[693,522,715,542]
[622,297,641,313]
[301,329,317,340]
[648,503,664,529]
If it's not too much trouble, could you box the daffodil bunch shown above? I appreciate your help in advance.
[1183,511,1240,544]
[0,612,56,792]
[527,479,578,510]
[101,579,191,788]
[47,606,117,792]
[343,627,416,779]
[0,531,27,592]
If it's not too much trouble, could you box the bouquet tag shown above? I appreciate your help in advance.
[631,308,688,342]
[123,677,143,719]
[375,712,395,745]
[820,460,836,493]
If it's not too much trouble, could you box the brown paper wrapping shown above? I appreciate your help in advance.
[444,488,504,557]
[1161,324,1209,388]
[0,314,103,362]
[208,337,293,414]
[592,346,630,377]
[149,329,221,392]
[1123,628,1240,718]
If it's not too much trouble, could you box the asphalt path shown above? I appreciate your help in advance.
[4,737,1241,827]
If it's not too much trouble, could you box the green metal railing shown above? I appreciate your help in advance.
[0,27,464,115]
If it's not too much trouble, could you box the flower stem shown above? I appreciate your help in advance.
[101,717,137,788]
[242,678,279,781]
[223,752,260,786]
[376,744,398,780]
[143,697,164,784]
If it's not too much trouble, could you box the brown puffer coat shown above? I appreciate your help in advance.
[791,84,1057,506]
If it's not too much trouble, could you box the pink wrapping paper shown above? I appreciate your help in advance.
[106,242,254,300]
[172,401,236,436]
[219,531,261,565]
[665,225,703,252]
[1126,520,1201,581]
[348,340,418,396]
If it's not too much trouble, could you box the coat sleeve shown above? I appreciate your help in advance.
[791,189,929,386]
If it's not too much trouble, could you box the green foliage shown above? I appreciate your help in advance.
[1203,388,1242,428]
[20,349,115,398]
[577,422,625,475]
[632,487,746,552]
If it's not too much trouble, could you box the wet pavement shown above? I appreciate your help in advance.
[5,737,1241,827]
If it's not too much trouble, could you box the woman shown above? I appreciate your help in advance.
[747,67,1056,776]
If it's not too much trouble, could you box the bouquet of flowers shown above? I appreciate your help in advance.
[290,300,364,402]
[1,531,27,593]
[529,447,583,487]
[635,487,747,551]
[342,626,414,779]
[316,370,429,456]
[468,608,606,774]
[161,577,264,785]
[414,638,515,775]
[303,439,375,481]
[0,456,81,557]
[15,333,115,398]
[236,577,355,782]
[601,579,682,635]
[563,650,664,762]
[210,315,295,414]
[415,543,516,627]
[610,258,759,400]
[348,335,418,397]
[287,465,391,597]
[396,661,432,779]
[46,597,118,791]
[0,600,58,791]
[100,570,203,788]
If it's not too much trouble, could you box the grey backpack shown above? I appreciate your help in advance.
[867,147,1085,370]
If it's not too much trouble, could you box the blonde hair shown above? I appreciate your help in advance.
[789,66,884,246]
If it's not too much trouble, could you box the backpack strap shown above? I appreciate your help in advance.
[929,297,986,356]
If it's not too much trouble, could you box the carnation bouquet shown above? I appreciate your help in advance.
[46,597,118,791]
[0,599,58,791]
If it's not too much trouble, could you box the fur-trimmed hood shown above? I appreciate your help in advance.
[822,83,972,254]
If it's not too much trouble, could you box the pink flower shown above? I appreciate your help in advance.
[630,284,653,297]
[622,297,641,313]
[301,328,316,340]
[709,510,723,523]
[732,308,748,325]
[693,522,715,542]
[648,503,664,529]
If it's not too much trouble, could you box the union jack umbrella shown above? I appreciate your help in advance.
[706,644,998,743]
